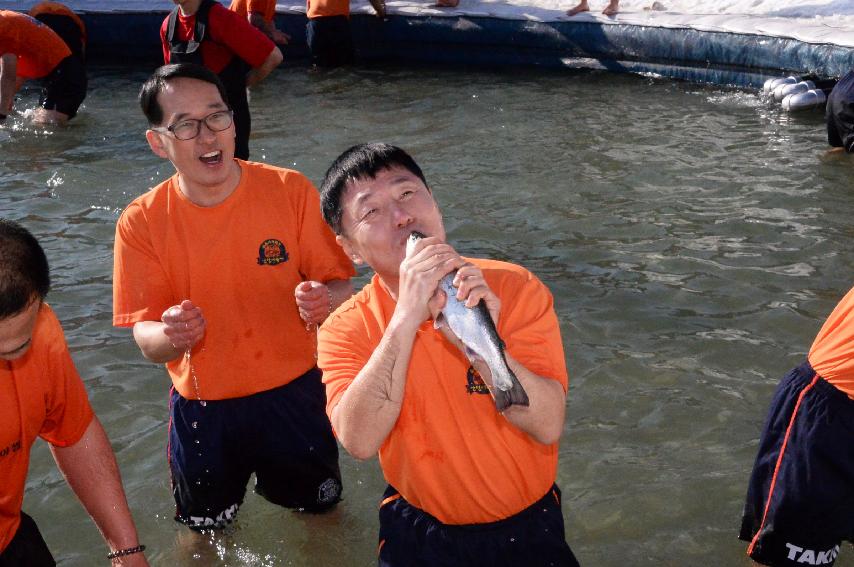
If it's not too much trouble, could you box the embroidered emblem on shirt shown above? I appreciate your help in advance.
[466,366,490,395]
[257,239,289,265]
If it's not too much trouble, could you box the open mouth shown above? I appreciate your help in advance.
[199,150,222,165]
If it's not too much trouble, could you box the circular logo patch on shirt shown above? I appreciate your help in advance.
[257,239,289,265]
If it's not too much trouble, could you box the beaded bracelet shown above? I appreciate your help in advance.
[326,286,334,317]
[107,544,146,560]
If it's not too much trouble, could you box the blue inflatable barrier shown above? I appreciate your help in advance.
[76,11,854,88]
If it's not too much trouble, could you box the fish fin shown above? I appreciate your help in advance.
[463,345,485,363]
[493,368,529,411]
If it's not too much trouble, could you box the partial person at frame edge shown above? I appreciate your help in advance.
[0,219,148,567]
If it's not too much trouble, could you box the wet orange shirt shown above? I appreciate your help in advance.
[0,10,70,79]
[808,285,854,399]
[307,0,349,19]
[113,161,355,401]
[0,304,94,553]
[319,259,568,525]
[28,1,86,46]
[230,0,276,22]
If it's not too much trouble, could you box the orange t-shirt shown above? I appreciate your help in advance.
[28,1,86,46]
[318,259,568,525]
[0,10,70,79]
[307,0,349,19]
[0,304,94,553]
[229,0,276,22]
[808,285,854,399]
[113,160,355,401]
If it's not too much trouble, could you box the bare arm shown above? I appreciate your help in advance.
[51,418,149,566]
[132,300,205,363]
[367,0,386,18]
[248,12,290,44]
[331,238,464,459]
[0,53,17,116]
[330,314,418,459]
[245,47,283,87]
[474,354,566,445]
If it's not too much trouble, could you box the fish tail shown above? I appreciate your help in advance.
[493,367,529,411]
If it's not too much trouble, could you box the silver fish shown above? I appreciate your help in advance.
[407,231,529,411]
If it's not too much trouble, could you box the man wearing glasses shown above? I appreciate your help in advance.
[112,63,355,531]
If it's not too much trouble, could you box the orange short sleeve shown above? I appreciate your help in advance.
[808,285,854,399]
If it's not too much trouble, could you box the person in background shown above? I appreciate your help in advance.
[0,219,149,567]
[306,0,385,67]
[229,0,291,45]
[114,63,355,532]
[161,0,283,160]
[740,286,854,566]
[566,0,619,16]
[316,143,581,567]
[825,69,854,154]
[0,8,86,125]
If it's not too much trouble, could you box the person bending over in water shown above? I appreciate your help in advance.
[0,219,148,566]
[316,142,581,567]
[0,7,87,125]
[740,285,854,566]
[566,0,619,16]
[114,63,355,532]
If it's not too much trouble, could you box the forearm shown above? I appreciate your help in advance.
[481,354,566,445]
[245,47,283,87]
[132,321,182,363]
[51,419,144,558]
[0,54,17,115]
[368,0,386,17]
[331,316,418,459]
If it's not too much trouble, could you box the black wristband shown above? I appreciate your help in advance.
[107,544,146,560]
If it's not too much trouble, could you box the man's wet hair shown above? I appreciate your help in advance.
[0,219,50,319]
[139,63,230,126]
[320,143,428,234]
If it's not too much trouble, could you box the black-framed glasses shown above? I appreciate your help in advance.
[154,110,234,141]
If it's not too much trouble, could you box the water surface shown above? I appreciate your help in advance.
[2,63,853,566]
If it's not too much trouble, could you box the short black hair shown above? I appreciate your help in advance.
[0,219,50,319]
[320,143,428,234]
[139,63,229,126]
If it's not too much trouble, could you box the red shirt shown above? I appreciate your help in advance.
[159,1,275,73]
[0,304,94,553]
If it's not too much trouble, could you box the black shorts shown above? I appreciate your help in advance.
[377,484,581,567]
[0,512,54,567]
[306,16,355,67]
[739,361,854,566]
[168,367,342,529]
[40,55,87,120]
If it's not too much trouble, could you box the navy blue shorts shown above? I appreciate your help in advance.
[169,367,342,529]
[826,70,854,152]
[0,512,54,567]
[740,361,854,566]
[377,484,581,567]
[306,16,355,67]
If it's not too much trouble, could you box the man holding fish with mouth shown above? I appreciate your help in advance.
[317,143,580,567]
